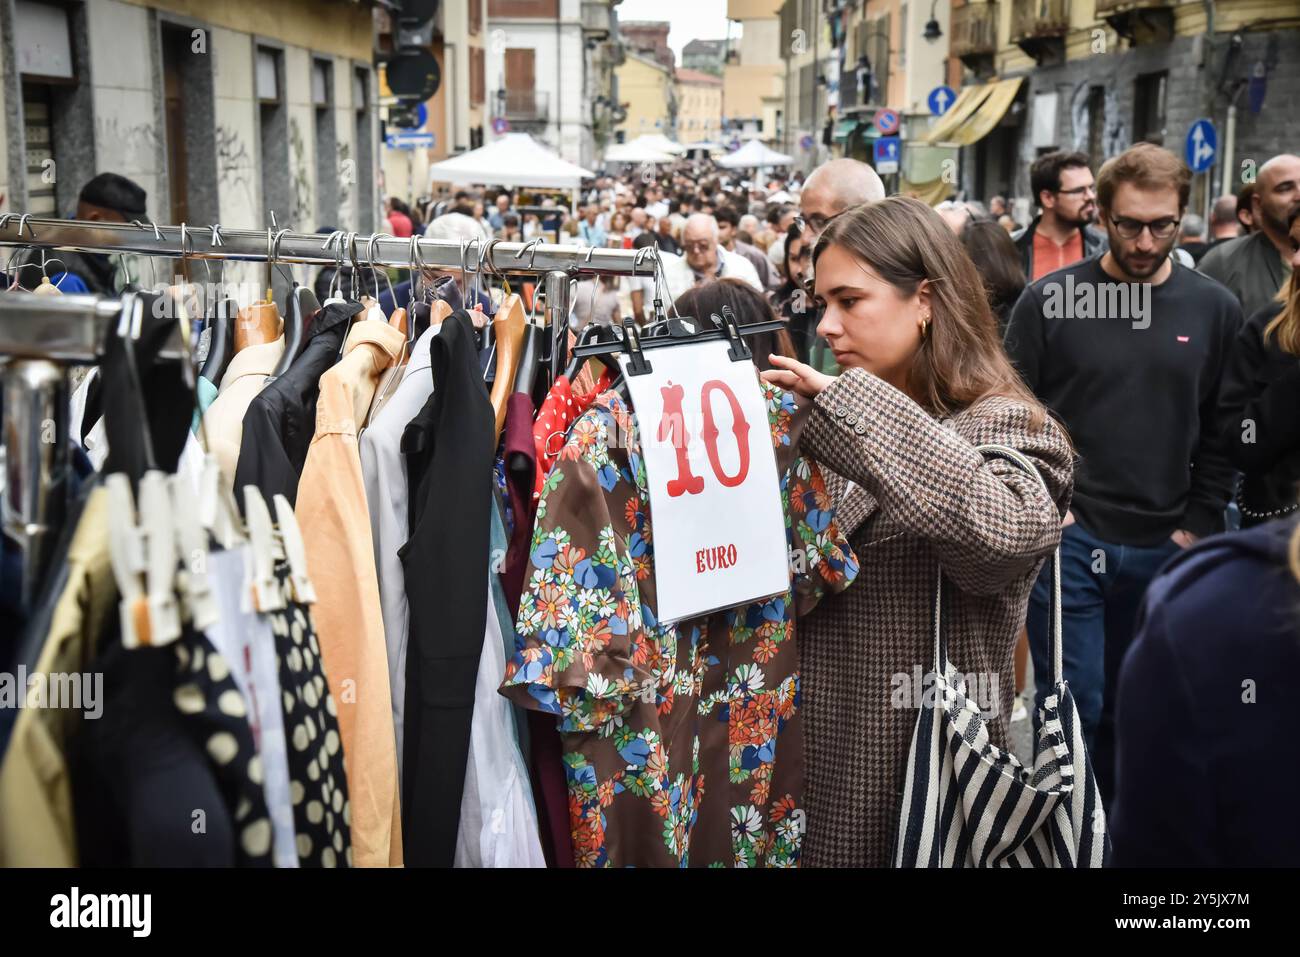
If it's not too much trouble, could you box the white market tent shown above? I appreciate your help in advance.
[627,133,686,155]
[426,133,595,189]
[602,141,677,165]
[715,139,795,169]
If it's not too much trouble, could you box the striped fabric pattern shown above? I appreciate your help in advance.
[893,446,1108,869]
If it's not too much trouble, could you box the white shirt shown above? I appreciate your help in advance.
[358,324,440,776]
[658,245,764,302]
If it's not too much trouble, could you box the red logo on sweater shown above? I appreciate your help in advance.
[1176,335,1190,343]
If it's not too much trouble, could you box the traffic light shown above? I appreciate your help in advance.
[386,0,440,100]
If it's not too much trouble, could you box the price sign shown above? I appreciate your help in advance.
[618,340,789,623]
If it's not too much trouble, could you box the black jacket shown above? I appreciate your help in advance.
[1112,515,1300,866]
[398,311,495,866]
[232,300,362,506]
[1218,301,1300,525]
[1010,216,1108,280]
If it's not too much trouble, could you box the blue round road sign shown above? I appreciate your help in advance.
[799,134,814,151]
[874,108,900,136]
[1185,119,1217,173]
[492,116,510,135]
[927,86,956,116]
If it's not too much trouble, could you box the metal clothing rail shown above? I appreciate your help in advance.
[0,214,665,278]
[0,291,188,608]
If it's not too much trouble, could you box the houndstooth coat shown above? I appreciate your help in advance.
[795,367,1073,868]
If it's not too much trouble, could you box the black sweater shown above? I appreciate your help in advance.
[1217,301,1300,525]
[1005,257,1241,545]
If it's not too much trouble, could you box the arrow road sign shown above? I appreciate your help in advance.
[874,135,900,174]
[928,85,956,116]
[1185,119,1217,173]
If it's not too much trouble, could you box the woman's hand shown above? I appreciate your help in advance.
[760,354,836,399]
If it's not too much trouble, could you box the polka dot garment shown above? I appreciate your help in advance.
[531,369,612,501]
[267,561,353,868]
[171,631,276,867]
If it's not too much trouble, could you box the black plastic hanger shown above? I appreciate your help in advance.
[199,296,238,384]
[271,283,319,379]
[512,323,544,396]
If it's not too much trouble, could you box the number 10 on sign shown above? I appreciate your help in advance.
[619,340,790,623]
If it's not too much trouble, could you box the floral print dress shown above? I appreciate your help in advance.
[500,384,859,867]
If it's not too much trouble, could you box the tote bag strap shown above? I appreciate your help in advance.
[931,444,1063,687]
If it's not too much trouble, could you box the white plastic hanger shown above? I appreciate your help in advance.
[273,494,317,605]
[243,486,285,613]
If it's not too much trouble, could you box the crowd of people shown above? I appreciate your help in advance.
[404,143,1300,866]
[25,141,1299,866]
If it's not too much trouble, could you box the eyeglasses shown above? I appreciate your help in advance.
[795,209,845,236]
[1055,185,1097,198]
[682,240,714,253]
[1109,216,1181,240]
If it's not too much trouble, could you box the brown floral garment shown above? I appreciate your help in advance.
[500,385,859,867]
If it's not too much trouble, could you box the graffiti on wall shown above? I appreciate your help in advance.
[215,124,256,223]
[289,117,312,228]
[337,140,353,228]
[94,117,159,178]
[1070,82,1129,159]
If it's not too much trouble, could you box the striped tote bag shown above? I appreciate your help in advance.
[892,445,1109,868]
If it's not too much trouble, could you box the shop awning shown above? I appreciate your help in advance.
[923,78,1023,146]
[832,119,861,142]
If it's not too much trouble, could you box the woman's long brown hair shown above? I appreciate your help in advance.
[815,195,1048,429]
[1264,209,1300,354]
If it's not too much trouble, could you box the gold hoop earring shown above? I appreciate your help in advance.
[920,312,930,337]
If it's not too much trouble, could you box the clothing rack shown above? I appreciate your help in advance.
[0,212,673,391]
[0,291,188,606]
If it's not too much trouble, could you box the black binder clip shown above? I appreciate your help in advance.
[622,315,653,376]
[716,305,752,363]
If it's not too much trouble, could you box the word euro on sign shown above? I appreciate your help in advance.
[619,340,788,623]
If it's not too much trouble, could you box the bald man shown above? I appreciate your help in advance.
[789,158,886,368]
[799,157,886,247]
[1200,153,1300,318]
[659,213,763,301]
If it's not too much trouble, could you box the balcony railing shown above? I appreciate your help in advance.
[951,3,999,60]
[497,90,550,122]
[1095,0,1170,15]
[1010,0,1069,43]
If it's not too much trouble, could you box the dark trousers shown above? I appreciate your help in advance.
[1026,521,1179,805]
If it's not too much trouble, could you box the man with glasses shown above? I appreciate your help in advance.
[1004,143,1240,804]
[1013,151,1109,281]
[659,214,762,301]
[1199,153,1300,319]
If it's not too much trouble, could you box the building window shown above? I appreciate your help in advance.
[469,0,482,36]
[15,0,84,217]
[354,67,374,231]
[314,59,337,228]
[470,46,485,106]
[1134,71,1167,146]
[158,23,217,228]
[22,83,56,217]
[258,46,290,228]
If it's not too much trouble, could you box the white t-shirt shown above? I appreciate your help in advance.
[658,246,764,302]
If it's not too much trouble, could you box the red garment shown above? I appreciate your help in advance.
[387,210,414,238]
[531,370,612,500]
[1030,227,1084,281]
